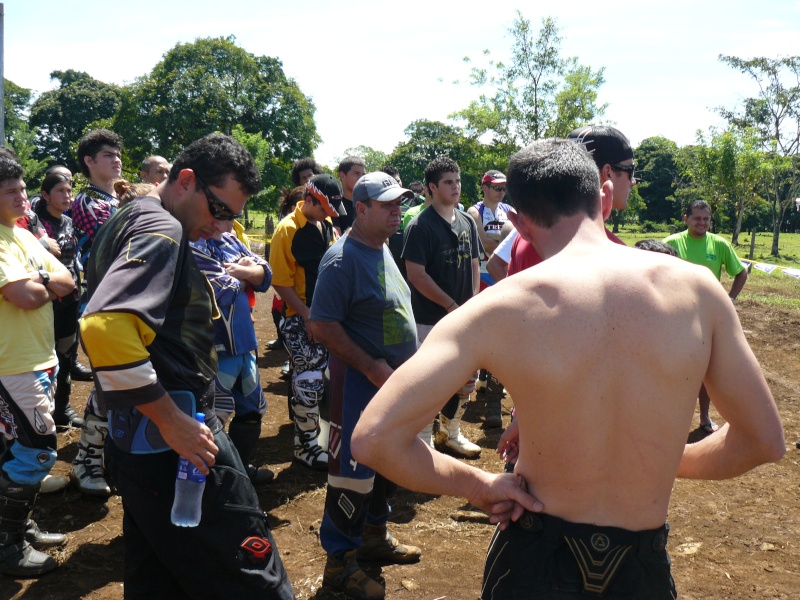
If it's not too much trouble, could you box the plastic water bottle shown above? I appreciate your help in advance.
[171,412,207,527]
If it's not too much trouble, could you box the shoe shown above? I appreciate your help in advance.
[293,439,328,471]
[70,360,93,382]
[323,549,385,600]
[357,524,421,565]
[70,414,112,497]
[246,464,275,484]
[280,360,291,379]
[53,403,86,429]
[265,338,283,350]
[700,420,719,434]
[475,378,487,393]
[25,519,67,550]
[485,398,502,429]
[39,474,69,494]
[435,414,481,459]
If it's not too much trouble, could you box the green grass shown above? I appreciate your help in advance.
[615,229,800,311]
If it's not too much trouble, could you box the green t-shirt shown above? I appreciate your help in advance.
[402,203,427,230]
[663,230,744,280]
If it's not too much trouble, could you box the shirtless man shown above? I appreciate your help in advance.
[352,139,784,599]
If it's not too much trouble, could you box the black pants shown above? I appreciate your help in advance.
[106,426,295,599]
[482,512,676,599]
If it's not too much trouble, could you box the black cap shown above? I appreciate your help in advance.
[567,126,633,168]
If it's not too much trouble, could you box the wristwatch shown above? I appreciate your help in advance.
[38,269,51,289]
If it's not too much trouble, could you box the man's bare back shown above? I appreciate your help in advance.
[351,138,783,598]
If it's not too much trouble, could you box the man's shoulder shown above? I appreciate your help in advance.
[662,231,686,243]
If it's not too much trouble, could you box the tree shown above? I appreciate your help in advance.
[387,120,495,206]
[718,55,800,253]
[4,79,32,146]
[635,137,682,224]
[29,70,122,171]
[451,13,606,147]
[693,127,765,244]
[337,146,388,172]
[114,36,319,190]
[717,55,800,155]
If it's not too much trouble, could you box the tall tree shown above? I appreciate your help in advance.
[387,119,495,206]
[718,55,800,253]
[338,146,388,172]
[717,55,800,155]
[635,137,682,224]
[29,70,122,171]
[114,36,319,189]
[451,13,606,147]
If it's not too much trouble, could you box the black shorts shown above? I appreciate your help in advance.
[482,512,676,599]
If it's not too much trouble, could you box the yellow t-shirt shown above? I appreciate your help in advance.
[0,224,64,375]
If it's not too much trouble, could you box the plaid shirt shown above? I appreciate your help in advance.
[72,185,118,259]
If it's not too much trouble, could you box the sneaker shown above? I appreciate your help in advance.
[70,361,94,382]
[475,378,487,393]
[25,519,67,550]
[39,474,69,494]
[280,360,291,379]
[323,549,385,600]
[53,404,86,429]
[358,525,421,565]
[246,464,275,485]
[265,338,283,350]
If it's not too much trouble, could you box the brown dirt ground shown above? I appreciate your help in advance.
[4,294,799,600]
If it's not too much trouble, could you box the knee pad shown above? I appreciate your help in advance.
[293,371,324,408]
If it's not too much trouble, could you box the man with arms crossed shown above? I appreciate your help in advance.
[664,200,748,433]
[353,139,784,599]
[0,158,74,576]
[309,172,421,600]
[80,134,294,598]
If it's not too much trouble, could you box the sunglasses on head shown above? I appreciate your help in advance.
[195,173,242,221]
[610,163,636,179]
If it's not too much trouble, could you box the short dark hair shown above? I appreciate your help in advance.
[77,129,123,178]
[40,171,72,196]
[380,165,400,179]
[141,155,167,171]
[290,157,322,186]
[169,133,261,196]
[0,157,24,187]
[338,156,366,176]
[424,156,460,193]
[507,139,600,228]
[634,239,678,256]
[685,200,711,217]
[0,146,19,161]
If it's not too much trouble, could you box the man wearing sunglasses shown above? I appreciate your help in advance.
[79,134,295,598]
[506,126,636,277]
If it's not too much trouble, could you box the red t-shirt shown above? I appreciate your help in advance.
[507,228,625,277]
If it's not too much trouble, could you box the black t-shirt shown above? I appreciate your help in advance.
[402,207,481,326]
[332,198,354,232]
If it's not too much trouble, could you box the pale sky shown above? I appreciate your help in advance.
[4,0,800,168]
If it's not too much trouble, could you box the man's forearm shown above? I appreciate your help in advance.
[273,285,310,319]
[406,264,455,309]
[47,268,77,298]
[729,269,747,300]
[309,320,392,387]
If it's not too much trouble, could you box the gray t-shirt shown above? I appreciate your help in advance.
[311,234,417,369]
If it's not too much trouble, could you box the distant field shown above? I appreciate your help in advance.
[616,229,800,310]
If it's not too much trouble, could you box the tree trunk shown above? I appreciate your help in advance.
[732,198,744,246]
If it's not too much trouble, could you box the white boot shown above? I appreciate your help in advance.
[70,414,112,497]
[435,398,481,458]
[417,422,434,448]
[292,403,328,471]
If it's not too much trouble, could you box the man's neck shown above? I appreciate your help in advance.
[89,178,116,197]
[348,222,384,250]
[300,202,318,224]
[532,215,609,261]
[432,199,456,222]
[687,231,707,240]
[481,197,500,211]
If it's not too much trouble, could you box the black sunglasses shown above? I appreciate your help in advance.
[195,174,242,221]
[610,163,636,179]
[488,184,506,193]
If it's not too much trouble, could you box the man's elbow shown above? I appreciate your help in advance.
[762,430,786,464]
[351,425,379,468]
